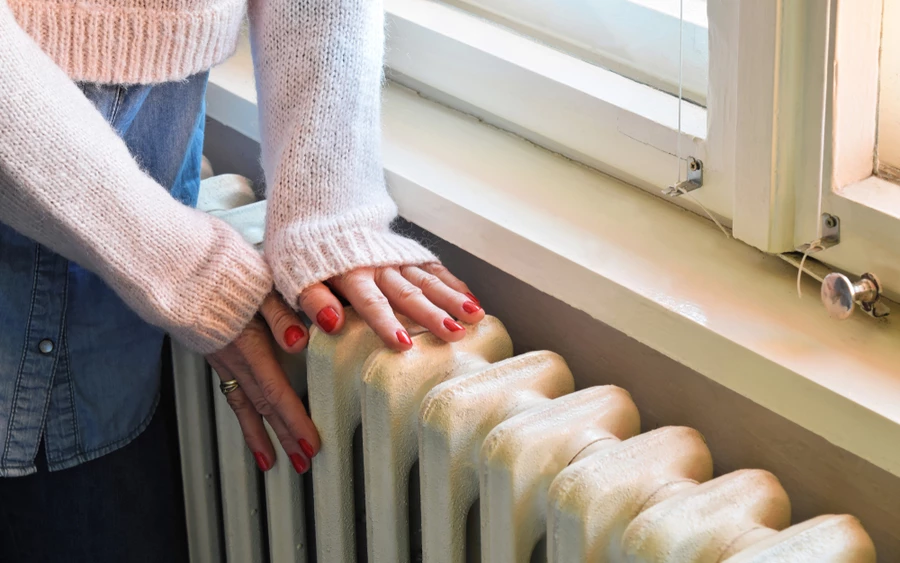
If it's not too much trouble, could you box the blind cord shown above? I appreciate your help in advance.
[673,0,730,239]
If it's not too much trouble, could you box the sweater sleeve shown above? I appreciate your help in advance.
[248,0,438,307]
[0,2,272,354]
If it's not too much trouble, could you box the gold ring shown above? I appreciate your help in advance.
[219,379,240,395]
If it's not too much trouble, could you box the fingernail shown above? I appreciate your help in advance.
[284,325,304,347]
[299,439,315,459]
[465,292,480,305]
[462,301,482,314]
[396,329,413,347]
[289,453,310,474]
[254,452,271,472]
[316,307,339,333]
[443,318,465,332]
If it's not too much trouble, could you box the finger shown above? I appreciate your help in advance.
[264,413,311,474]
[210,363,276,472]
[400,265,485,325]
[420,262,481,305]
[297,282,345,336]
[234,333,321,456]
[260,293,309,353]
[330,269,411,351]
[377,268,467,343]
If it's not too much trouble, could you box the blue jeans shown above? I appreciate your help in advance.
[0,73,208,560]
[0,377,189,563]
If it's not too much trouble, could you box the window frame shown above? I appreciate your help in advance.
[383,0,739,223]
[772,0,900,301]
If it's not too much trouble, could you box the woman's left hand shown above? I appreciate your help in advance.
[296,263,485,350]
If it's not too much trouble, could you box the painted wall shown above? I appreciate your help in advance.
[205,118,900,561]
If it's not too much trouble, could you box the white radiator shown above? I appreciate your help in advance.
[173,172,877,562]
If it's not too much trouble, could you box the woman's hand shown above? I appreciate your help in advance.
[297,263,485,350]
[206,293,316,474]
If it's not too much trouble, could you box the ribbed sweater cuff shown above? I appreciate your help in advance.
[10,0,245,84]
[266,213,438,308]
[169,221,273,354]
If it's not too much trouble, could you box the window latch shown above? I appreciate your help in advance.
[821,272,891,319]
[663,157,703,197]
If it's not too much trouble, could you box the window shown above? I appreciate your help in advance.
[383,0,900,300]
[384,0,736,224]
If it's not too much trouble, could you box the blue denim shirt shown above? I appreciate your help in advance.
[0,72,209,476]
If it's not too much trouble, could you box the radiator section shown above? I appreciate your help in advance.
[419,351,575,563]
[359,316,513,562]
[722,514,877,562]
[480,386,640,562]
[547,426,714,562]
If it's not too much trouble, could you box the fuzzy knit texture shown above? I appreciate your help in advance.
[0,0,436,352]
[248,0,437,305]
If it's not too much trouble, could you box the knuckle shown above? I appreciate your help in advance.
[275,430,294,449]
[268,307,294,331]
[360,291,389,310]
[344,268,370,283]
[425,263,450,277]
[297,290,319,312]
[395,283,423,302]
[226,392,250,413]
[418,273,443,292]
[260,378,286,408]
[251,395,275,417]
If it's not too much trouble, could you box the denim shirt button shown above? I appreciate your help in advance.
[38,339,55,355]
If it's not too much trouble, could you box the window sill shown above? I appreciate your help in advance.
[837,175,900,222]
[208,45,900,477]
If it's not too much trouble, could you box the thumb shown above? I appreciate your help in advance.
[259,293,309,353]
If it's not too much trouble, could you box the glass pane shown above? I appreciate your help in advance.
[441,0,709,105]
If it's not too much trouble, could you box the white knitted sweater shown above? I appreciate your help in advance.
[0,0,436,353]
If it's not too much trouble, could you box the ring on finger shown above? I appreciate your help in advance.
[219,379,240,395]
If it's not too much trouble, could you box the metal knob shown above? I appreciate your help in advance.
[821,272,884,320]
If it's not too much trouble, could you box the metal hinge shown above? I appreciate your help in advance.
[795,213,840,253]
[663,157,703,197]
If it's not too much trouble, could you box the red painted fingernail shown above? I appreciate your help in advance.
[299,439,315,459]
[284,325,304,347]
[465,292,480,305]
[396,329,413,347]
[254,452,271,472]
[462,301,481,314]
[316,307,339,333]
[289,453,310,474]
[443,318,465,332]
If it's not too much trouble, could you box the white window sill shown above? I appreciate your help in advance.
[207,43,900,477]
[837,175,900,222]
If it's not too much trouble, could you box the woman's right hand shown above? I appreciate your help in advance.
[206,293,317,474]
